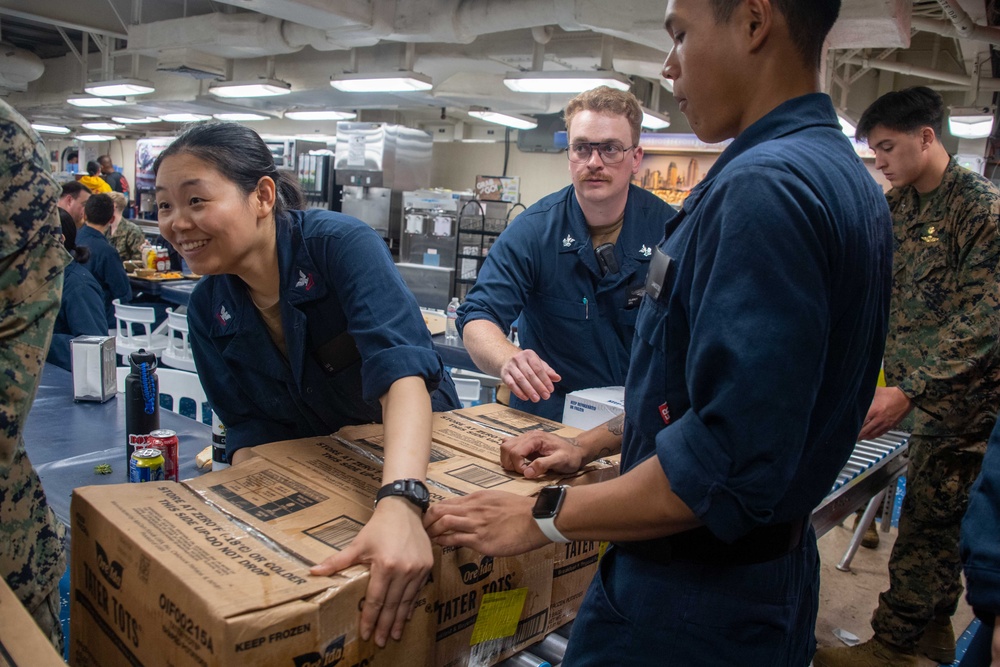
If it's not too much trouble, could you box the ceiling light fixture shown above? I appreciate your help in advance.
[213,112,271,121]
[76,134,116,142]
[208,79,292,98]
[84,78,156,96]
[159,113,212,123]
[82,122,125,130]
[285,110,357,121]
[31,123,71,134]
[640,107,671,130]
[949,106,995,139]
[67,95,127,108]
[503,70,632,94]
[330,70,433,93]
[467,108,538,130]
[113,116,161,124]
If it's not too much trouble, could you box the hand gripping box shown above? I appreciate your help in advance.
[69,481,425,667]
[234,438,553,667]
[336,409,618,637]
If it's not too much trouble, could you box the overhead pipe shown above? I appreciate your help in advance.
[913,2,1000,46]
[841,56,971,86]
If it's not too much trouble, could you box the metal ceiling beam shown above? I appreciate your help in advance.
[0,5,127,40]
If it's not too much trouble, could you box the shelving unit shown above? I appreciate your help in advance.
[454,200,522,299]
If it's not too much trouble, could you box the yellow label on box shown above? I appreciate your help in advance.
[469,588,528,645]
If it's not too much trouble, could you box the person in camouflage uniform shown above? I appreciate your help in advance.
[105,191,146,262]
[0,98,71,652]
[815,88,1000,667]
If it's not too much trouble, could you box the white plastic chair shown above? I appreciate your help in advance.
[116,366,212,426]
[113,298,169,359]
[161,308,197,372]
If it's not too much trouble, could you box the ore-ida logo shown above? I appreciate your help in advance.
[459,556,495,585]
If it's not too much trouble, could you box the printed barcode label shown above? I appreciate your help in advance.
[305,515,364,551]
[446,464,511,489]
[513,609,548,645]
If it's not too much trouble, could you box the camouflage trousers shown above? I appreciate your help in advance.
[872,433,986,649]
[28,582,64,655]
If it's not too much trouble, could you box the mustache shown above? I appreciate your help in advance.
[577,172,612,182]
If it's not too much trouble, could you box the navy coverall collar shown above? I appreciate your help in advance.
[205,216,328,389]
[684,93,841,213]
[560,184,656,284]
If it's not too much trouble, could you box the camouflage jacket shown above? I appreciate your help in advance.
[0,99,70,609]
[884,157,1000,436]
[107,217,146,261]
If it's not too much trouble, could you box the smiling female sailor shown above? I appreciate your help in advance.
[153,121,459,649]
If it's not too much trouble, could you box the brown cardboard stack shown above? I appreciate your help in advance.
[0,576,66,667]
[70,406,618,667]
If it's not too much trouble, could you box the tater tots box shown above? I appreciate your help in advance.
[69,482,414,667]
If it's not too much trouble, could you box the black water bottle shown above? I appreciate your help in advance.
[125,349,160,472]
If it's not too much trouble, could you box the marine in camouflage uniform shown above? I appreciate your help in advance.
[872,156,1000,650]
[0,98,71,652]
[107,216,145,262]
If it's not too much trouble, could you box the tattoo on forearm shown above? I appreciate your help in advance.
[606,414,625,436]
[567,437,581,449]
[595,447,612,460]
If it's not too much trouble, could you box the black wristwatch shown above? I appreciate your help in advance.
[376,478,431,514]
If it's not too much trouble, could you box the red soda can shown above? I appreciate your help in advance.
[146,429,179,481]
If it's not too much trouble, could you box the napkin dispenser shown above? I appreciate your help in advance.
[71,335,117,402]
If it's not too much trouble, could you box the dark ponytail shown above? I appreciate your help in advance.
[59,208,90,264]
[152,121,303,218]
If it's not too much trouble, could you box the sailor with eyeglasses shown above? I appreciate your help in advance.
[457,86,675,421]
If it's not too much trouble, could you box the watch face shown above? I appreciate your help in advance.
[532,486,564,519]
[410,480,430,503]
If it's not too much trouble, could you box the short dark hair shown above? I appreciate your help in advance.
[153,122,303,219]
[710,0,841,67]
[58,208,89,264]
[98,155,113,166]
[61,181,92,199]
[855,86,944,142]
[84,193,115,226]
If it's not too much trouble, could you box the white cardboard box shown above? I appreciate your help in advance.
[561,387,625,430]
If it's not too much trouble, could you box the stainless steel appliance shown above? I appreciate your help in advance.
[335,122,432,253]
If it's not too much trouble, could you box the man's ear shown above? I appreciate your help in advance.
[920,126,937,150]
[743,0,774,53]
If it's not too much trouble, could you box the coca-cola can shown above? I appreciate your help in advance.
[146,429,179,481]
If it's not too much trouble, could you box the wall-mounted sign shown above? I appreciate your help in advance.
[475,175,520,203]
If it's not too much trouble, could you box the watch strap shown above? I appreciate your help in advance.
[376,478,429,513]
[534,515,572,544]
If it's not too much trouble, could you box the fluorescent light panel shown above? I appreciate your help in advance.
[159,113,211,122]
[468,109,537,130]
[76,134,116,141]
[67,96,126,107]
[503,70,632,94]
[640,107,670,130]
[113,116,161,124]
[82,122,125,130]
[213,112,270,121]
[285,110,357,121]
[209,79,291,98]
[330,71,433,92]
[837,114,857,137]
[32,123,71,134]
[85,78,155,96]
[949,114,994,139]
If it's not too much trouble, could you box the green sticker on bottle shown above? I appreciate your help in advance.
[469,588,528,645]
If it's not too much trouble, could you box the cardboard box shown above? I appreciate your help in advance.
[69,482,425,667]
[192,439,555,667]
[452,403,583,440]
[0,576,66,667]
[561,386,626,431]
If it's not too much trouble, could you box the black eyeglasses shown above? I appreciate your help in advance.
[567,141,637,164]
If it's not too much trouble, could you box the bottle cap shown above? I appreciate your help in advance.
[129,349,158,372]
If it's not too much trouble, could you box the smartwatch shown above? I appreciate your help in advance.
[532,485,572,544]
[376,478,431,514]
